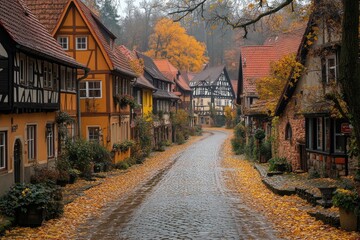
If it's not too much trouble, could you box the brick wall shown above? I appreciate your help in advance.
[276,101,306,171]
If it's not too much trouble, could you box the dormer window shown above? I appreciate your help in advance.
[58,36,69,50]
[76,36,87,50]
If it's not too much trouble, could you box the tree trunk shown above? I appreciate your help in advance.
[338,0,359,176]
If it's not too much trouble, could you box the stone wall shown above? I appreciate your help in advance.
[276,100,306,171]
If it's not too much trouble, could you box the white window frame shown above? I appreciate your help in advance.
[88,126,100,142]
[46,124,54,158]
[80,81,102,98]
[326,55,337,83]
[27,125,36,161]
[76,36,87,50]
[57,36,69,50]
[0,131,6,170]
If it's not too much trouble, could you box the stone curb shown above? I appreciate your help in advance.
[253,163,340,229]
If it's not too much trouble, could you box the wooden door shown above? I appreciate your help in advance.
[299,144,308,171]
[14,139,22,183]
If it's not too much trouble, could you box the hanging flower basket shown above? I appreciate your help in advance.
[115,94,138,109]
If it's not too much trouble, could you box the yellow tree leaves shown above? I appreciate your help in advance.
[146,18,208,72]
[256,54,304,115]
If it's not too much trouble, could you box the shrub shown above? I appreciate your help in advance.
[254,129,266,140]
[91,142,111,167]
[245,137,255,159]
[259,140,272,161]
[268,157,289,172]
[308,167,320,179]
[332,189,359,212]
[0,183,63,220]
[30,165,59,184]
[65,139,94,177]
[176,132,185,145]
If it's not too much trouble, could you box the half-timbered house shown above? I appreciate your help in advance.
[136,52,179,148]
[190,65,235,126]
[0,0,85,195]
[26,0,138,163]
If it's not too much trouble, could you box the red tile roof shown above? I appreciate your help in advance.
[154,59,192,91]
[241,46,277,93]
[0,0,82,67]
[240,27,305,95]
[25,0,136,77]
[118,45,155,90]
[24,0,68,33]
[75,0,136,77]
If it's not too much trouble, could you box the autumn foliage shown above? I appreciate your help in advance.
[146,18,208,72]
[256,53,304,115]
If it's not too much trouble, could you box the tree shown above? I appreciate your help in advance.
[146,18,208,72]
[256,54,304,115]
[169,0,359,175]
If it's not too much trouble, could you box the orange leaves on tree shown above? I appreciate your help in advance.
[255,53,304,115]
[146,18,208,72]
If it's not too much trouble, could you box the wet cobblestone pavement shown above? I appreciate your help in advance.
[77,130,278,240]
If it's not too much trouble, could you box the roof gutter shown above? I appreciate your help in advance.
[113,67,138,78]
[15,44,85,69]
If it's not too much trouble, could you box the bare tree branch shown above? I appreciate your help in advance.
[168,0,294,37]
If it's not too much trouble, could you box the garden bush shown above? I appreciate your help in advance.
[0,183,63,220]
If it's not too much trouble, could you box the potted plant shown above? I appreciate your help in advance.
[0,183,63,227]
[332,188,359,231]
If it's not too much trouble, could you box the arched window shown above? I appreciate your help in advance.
[285,123,292,141]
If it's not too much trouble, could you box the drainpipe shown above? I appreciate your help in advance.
[76,67,90,138]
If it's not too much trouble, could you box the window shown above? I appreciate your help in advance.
[285,123,292,141]
[316,117,323,150]
[27,125,36,160]
[43,62,53,88]
[324,117,331,152]
[20,58,25,84]
[60,66,66,90]
[0,131,7,170]
[28,58,34,85]
[334,120,346,153]
[76,37,87,50]
[46,124,54,158]
[58,36,69,50]
[66,68,73,90]
[88,127,100,142]
[325,55,337,83]
[80,81,102,98]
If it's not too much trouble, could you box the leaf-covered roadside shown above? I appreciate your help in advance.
[2,135,204,240]
[222,132,360,240]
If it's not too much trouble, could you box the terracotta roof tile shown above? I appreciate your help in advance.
[154,59,191,92]
[117,45,155,90]
[25,0,136,77]
[0,0,81,67]
[24,0,68,33]
[240,27,305,95]
[75,0,136,77]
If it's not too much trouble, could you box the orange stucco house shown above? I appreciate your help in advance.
[26,0,138,163]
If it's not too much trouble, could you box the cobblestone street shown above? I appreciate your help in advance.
[76,130,278,240]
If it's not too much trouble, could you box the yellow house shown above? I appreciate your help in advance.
[0,0,85,195]
[27,0,138,163]
[118,46,155,117]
